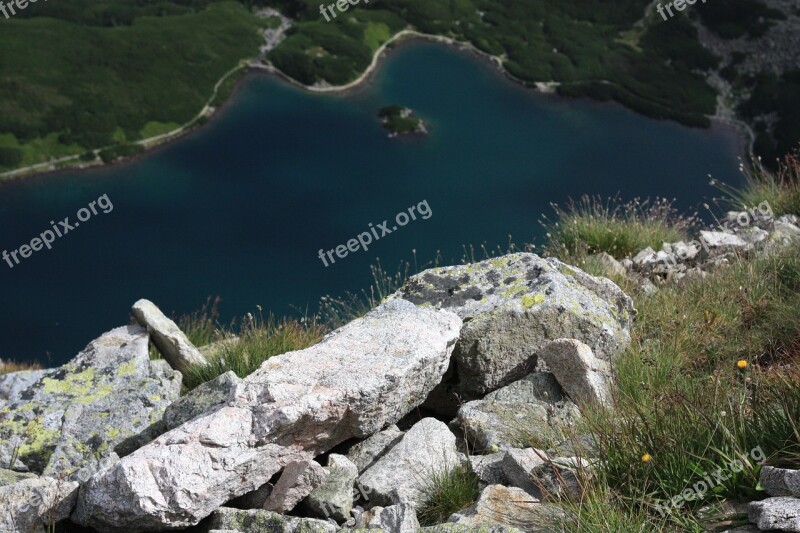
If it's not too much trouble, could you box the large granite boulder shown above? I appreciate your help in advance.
[391,253,634,408]
[456,373,579,451]
[162,371,241,431]
[0,476,79,533]
[132,299,208,373]
[73,300,461,531]
[358,418,463,508]
[0,325,181,481]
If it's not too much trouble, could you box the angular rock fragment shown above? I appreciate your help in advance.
[304,454,358,522]
[528,456,591,501]
[448,484,563,532]
[761,466,800,497]
[162,371,241,431]
[538,339,611,406]
[264,460,327,514]
[360,503,419,532]
[391,253,634,406]
[73,300,461,531]
[0,325,181,481]
[468,453,508,486]
[456,373,579,451]
[345,425,404,473]
[0,476,79,533]
[206,507,336,533]
[502,448,547,496]
[132,299,208,373]
[358,418,462,508]
[749,496,800,532]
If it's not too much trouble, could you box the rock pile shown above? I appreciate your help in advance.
[0,252,637,532]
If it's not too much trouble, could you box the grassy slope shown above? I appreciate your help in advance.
[0,1,262,171]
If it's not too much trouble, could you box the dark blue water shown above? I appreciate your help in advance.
[0,42,742,366]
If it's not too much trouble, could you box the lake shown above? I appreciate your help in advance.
[0,41,743,366]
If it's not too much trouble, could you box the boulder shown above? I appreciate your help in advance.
[358,418,462,508]
[132,299,208,373]
[456,373,579,451]
[0,476,79,533]
[448,484,563,532]
[206,507,336,533]
[749,497,800,532]
[0,369,47,403]
[304,454,358,522]
[345,425,404,473]
[468,453,508,486]
[761,466,800,497]
[699,231,749,254]
[73,300,461,531]
[588,252,627,278]
[537,339,611,406]
[360,503,419,532]
[502,448,547,495]
[263,460,327,514]
[390,253,634,407]
[763,220,800,256]
[163,371,241,431]
[0,325,181,481]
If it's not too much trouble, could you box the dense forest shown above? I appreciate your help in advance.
[0,0,795,172]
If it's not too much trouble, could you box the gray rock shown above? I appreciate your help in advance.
[73,300,461,531]
[0,469,37,487]
[345,425,404,473]
[264,460,327,514]
[547,434,599,458]
[132,299,208,373]
[663,241,700,262]
[0,325,181,481]
[358,418,462,508]
[737,227,770,245]
[456,373,579,451]
[749,497,800,531]
[528,456,591,501]
[468,454,508,486]
[763,220,800,256]
[448,484,562,532]
[699,231,750,252]
[777,215,799,225]
[360,503,419,532]
[589,252,627,278]
[423,525,523,533]
[162,371,241,431]
[207,507,336,533]
[632,247,656,266]
[0,476,79,533]
[305,454,358,522]
[537,339,611,406]
[0,369,47,403]
[227,482,272,510]
[390,253,634,403]
[761,466,800,497]
[502,448,547,496]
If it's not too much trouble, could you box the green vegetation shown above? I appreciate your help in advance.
[695,0,785,39]
[378,105,425,136]
[540,195,697,262]
[417,463,480,526]
[739,71,800,165]
[0,1,263,172]
[714,151,800,218]
[536,153,800,532]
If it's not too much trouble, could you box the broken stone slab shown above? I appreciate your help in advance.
[0,476,79,533]
[588,252,628,278]
[358,417,463,508]
[761,466,800,497]
[304,454,358,522]
[132,299,208,373]
[502,448,548,496]
[205,507,336,533]
[468,453,508,487]
[537,339,611,406]
[390,253,634,406]
[448,484,563,532]
[456,373,579,451]
[0,325,181,481]
[73,300,461,532]
[359,503,420,532]
[699,231,750,254]
[264,460,327,514]
[163,371,241,431]
[749,497,800,532]
[345,425,404,473]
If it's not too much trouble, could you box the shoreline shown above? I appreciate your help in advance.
[0,29,754,183]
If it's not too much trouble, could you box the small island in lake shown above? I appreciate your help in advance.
[378,105,428,138]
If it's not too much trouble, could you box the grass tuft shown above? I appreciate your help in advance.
[417,462,481,526]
